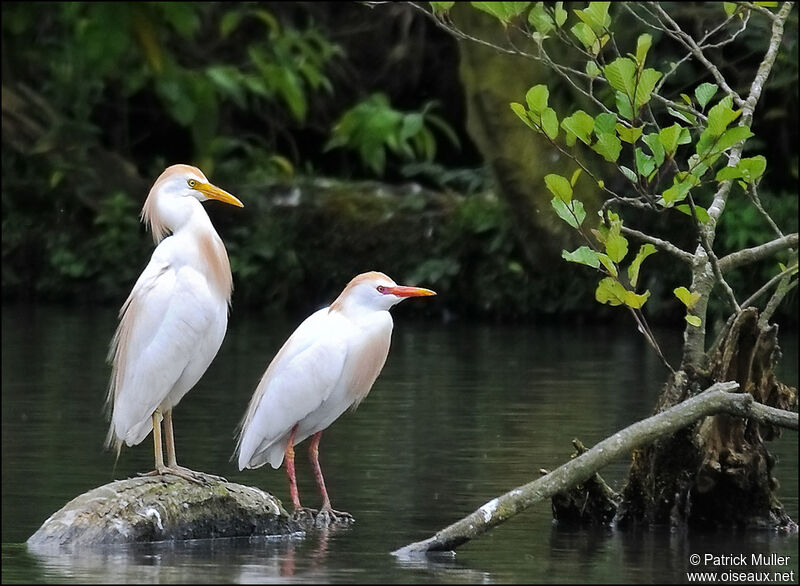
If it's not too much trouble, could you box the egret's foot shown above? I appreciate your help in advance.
[314,506,355,528]
[291,507,318,525]
[137,466,210,485]
[170,465,227,484]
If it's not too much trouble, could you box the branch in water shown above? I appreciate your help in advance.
[393,382,799,556]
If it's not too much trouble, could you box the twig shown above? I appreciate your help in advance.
[393,382,799,556]
[620,226,694,263]
[741,263,798,309]
[651,2,744,106]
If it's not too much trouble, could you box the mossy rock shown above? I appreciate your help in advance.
[27,476,300,549]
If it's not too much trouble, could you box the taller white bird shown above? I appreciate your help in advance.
[106,164,243,482]
[236,271,435,521]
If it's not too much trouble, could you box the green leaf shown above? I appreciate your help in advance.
[674,286,701,309]
[541,107,559,139]
[627,243,656,288]
[545,174,573,202]
[667,106,697,125]
[605,230,628,263]
[715,166,744,181]
[526,84,549,113]
[562,246,600,268]
[430,1,455,13]
[694,82,718,109]
[675,204,710,223]
[561,110,594,146]
[643,133,665,166]
[596,277,627,306]
[604,57,636,97]
[574,1,611,35]
[615,123,643,144]
[624,289,651,309]
[570,168,583,186]
[723,2,737,17]
[592,132,622,162]
[706,95,739,136]
[661,176,696,205]
[635,148,655,178]
[738,155,767,182]
[712,126,754,154]
[634,68,662,109]
[551,197,585,228]
[220,10,244,38]
[510,102,536,130]
[471,2,531,23]
[594,112,617,135]
[615,91,633,121]
[554,1,567,26]
[658,123,684,158]
[635,33,652,66]
[528,2,555,34]
[685,315,702,327]
[586,61,601,78]
[620,166,638,183]
[596,253,617,276]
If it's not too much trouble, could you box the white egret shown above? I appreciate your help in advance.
[235,271,435,521]
[105,164,243,483]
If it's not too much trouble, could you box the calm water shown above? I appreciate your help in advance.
[2,305,797,583]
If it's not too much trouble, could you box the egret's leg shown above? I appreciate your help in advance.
[308,432,331,510]
[163,410,226,483]
[139,411,205,485]
[286,424,303,511]
[308,432,353,526]
[153,411,165,470]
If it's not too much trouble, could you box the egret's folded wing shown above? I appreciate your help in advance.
[107,259,215,447]
[236,309,348,469]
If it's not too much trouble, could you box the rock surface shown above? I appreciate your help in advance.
[27,476,301,548]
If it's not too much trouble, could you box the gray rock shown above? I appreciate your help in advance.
[27,476,301,548]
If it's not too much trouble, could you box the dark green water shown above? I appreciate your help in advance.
[2,305,797,583]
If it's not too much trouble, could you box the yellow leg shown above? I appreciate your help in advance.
[164,409,178,468]
[153,410,165,470]
[162,409,226,483]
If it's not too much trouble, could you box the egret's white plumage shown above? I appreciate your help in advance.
[105,164,242,480]
[235,271,435,516]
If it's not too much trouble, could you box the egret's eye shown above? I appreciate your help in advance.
[188,179,197,188]
[377,285,388,294]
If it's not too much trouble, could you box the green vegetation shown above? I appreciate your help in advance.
[1,2,796,325]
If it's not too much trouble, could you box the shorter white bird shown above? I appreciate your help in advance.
[235,271,435,521]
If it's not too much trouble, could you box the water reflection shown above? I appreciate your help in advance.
[2,305,797,583]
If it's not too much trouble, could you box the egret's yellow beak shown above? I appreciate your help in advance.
[195,182,244,208]
[386,286,437,297]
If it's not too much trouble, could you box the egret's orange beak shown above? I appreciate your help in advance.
[386,286,436,297]
[195,182,244,208]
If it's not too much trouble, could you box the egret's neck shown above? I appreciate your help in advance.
[152,198,232,303]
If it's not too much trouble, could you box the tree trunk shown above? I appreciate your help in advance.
[617,308,798,530]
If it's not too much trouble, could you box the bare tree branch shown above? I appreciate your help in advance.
[393,382,799,556]
[719,233,799,272]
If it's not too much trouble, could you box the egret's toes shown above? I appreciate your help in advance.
[291,507,318,525]
[315,507,355,528]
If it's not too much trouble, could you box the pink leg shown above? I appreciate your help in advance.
[285,425,302,510]
[309,431,332,510]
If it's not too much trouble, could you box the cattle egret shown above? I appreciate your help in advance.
[236,271,435,522]
[105,164,243,483]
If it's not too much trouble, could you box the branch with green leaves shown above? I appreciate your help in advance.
[421,1,795,368]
